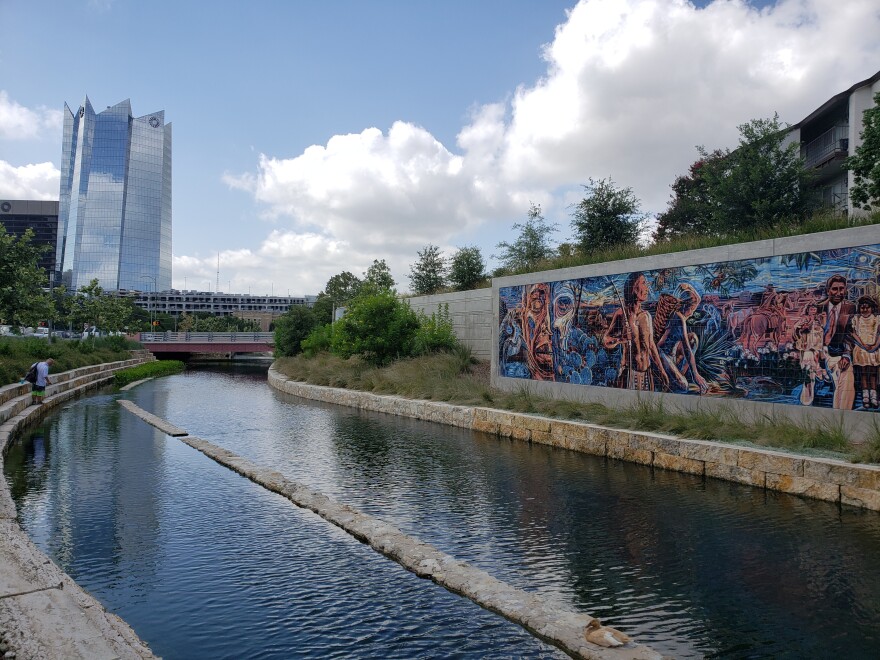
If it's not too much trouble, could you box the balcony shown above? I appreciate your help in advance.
[802,125,849,169]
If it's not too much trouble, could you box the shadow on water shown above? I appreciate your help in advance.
[6,363,880,659]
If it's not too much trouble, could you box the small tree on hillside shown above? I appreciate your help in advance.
[324,271,362,306]
[493,203,558,273]
[363,258,395,292]
[570,178,647,254]
[698,114,815,233]
[844,91,880,211]
[409,244,446,295]
[653,154,722,242]
[311,270,363,325]
[448,246,486,291]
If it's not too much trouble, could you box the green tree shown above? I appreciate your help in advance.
[653,154,721,242]
[493,203,558,273]
[311,292,334,326]
[698,115,815,233]
[0,225,53,328]
[844,91,880,211]
[408,244,446,295]
[67,279,134,334]
[332,291,420,365]
[325,271,362,304]
[363,259,395,291]
[448,246,487,291]
[274,305,317,356]
[570,178,647,254]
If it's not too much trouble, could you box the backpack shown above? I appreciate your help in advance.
[24,363,38,384]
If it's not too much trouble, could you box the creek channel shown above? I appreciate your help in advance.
[5,362,880,658]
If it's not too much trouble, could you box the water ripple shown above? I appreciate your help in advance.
[6,363,880,658]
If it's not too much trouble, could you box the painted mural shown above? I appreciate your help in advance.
[499,242,880,412]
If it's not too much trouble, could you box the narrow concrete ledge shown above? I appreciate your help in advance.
[0,356,157,660]
[118,399,662,659]
[117,400,187,435]
[268,366,880,512]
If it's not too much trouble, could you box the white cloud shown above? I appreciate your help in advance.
[0,161,60,199]
[219,0,879,293]
[0,91,62,141]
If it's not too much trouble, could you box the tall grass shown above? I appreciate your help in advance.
[275,352,871,462]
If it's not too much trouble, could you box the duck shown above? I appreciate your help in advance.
[584,618,631,647]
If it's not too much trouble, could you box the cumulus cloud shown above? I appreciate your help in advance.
[221,0,879,292]
[172,231,377,295]
[0,91,62,141]
[0,161,60,199]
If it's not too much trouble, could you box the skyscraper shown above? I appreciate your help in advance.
[57,97,171,292]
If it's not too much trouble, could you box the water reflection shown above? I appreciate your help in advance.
[5,378,566,659]
[7,363,880,659]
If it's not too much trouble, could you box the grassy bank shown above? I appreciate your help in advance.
[0,336,140,385]
[275,351,880,465]
[445,211,880,287]
[114,360,185,386]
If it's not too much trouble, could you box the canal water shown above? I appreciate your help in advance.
[5,363,880,658]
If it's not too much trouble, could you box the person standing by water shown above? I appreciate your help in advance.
[22,358,54,405]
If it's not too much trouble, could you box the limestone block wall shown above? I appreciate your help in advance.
[405,289,492,359]
[268,367,880,512]
[491,225,880,442]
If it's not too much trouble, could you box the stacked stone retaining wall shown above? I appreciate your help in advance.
[269,366,880,512]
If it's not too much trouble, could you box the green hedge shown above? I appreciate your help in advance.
[0,336,138,385]
[114,360,186,386]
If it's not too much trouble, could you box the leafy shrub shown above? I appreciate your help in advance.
[97,335,131,352]
[332,291,419,366]
[413,303,459,355]
[301,323,334,357]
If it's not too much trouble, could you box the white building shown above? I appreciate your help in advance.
[785,70,880,215]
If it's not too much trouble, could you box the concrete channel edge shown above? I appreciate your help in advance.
[0,354,158,660]
[266,366,880,512]
[116,398,664,660]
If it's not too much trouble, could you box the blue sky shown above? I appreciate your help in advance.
[2,0,878,295]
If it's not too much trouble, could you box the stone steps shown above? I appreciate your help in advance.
[0,356,153,428]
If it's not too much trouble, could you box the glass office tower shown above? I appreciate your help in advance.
[57,97,171,292]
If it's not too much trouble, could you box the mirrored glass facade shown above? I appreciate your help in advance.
[57,97,171,292]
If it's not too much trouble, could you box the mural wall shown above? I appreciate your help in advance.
[498,243,880,412]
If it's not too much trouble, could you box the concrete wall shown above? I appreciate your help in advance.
[405,289,493,359]
[491,224,880,442]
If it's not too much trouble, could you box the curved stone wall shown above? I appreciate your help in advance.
[268,366,880,511]
[0,356,157,660]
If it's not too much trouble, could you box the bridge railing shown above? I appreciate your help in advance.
[139,332,275,343]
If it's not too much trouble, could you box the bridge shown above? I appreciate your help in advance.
[138,332,274,358]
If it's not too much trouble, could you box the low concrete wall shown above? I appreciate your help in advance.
[268,367,880,511]
[406,289,492,360]
[0,356,157,660]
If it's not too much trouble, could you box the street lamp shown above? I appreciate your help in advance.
[141,275,157,332]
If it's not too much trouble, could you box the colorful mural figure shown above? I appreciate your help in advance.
[498,242,880,412]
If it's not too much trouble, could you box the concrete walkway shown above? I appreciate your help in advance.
[0,358,157,659]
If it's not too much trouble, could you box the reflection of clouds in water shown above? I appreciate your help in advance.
[32,434,46,469]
